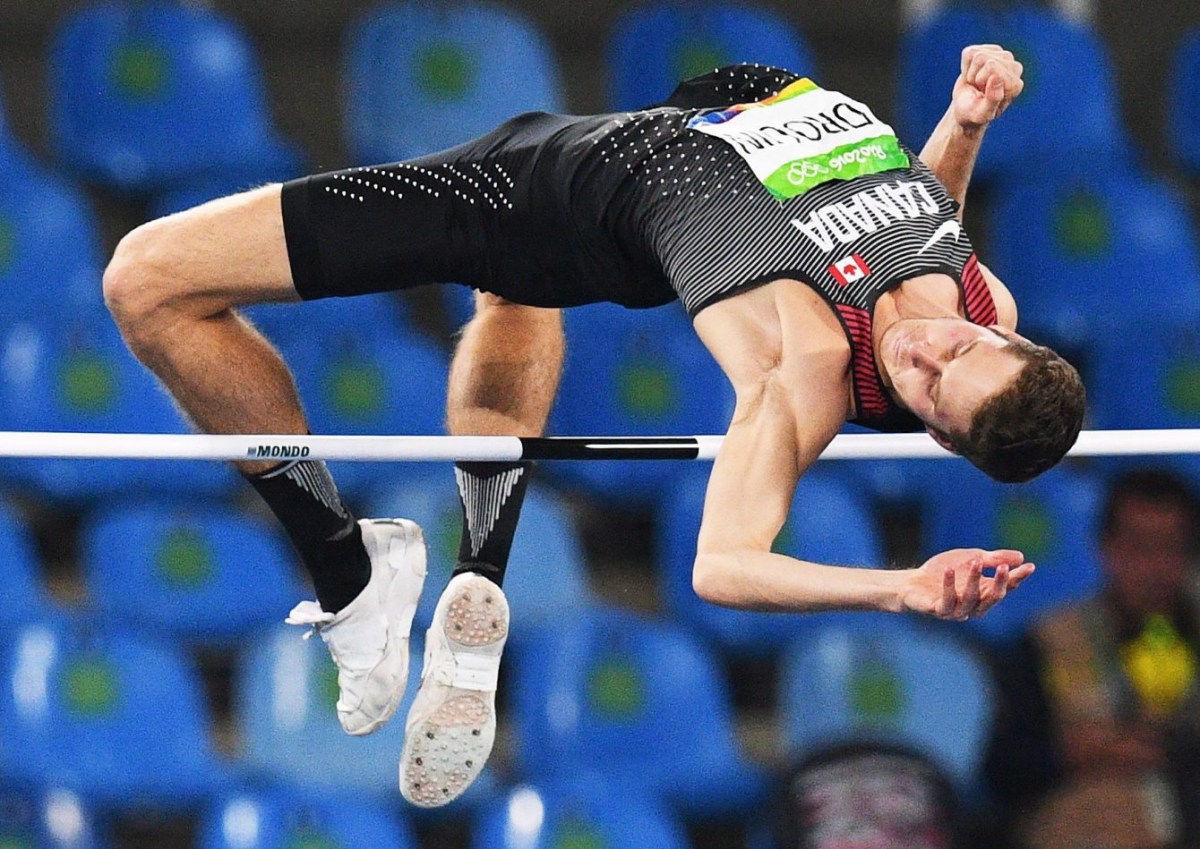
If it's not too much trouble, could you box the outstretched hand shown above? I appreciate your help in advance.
[951,45,1025,130]
[900,548,1035,621]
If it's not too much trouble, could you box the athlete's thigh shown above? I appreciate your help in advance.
[132,183,298,312]
[278,117,543,304]
[279,113,585,304]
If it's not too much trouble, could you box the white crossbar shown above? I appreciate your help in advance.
[0,429,1193,462]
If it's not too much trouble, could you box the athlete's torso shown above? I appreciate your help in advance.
[484,66,997,430]
[556,67,994,429]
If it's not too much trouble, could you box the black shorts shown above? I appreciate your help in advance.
[280,112,674,310]
[280,65,805,312]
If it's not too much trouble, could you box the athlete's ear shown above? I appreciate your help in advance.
[926,426,959,455]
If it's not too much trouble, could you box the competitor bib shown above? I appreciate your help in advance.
[687,78,909,200]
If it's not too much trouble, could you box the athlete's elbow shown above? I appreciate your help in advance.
[692,552,742,607]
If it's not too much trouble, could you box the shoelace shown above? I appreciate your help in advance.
[285,600,335,640]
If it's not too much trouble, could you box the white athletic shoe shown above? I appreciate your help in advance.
[286,518,427,736]
[399,571,509,807]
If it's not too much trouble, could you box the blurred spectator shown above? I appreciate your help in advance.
[770,742,960,849]
[1014,469,1200,848]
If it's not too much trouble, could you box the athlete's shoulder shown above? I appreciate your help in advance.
[976,260,1018,329]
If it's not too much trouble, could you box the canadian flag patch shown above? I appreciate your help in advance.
[828,254,871,287]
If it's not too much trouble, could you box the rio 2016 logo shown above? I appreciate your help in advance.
[786,159,829,185]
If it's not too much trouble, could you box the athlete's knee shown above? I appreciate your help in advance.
[103,217,190,334]
[106,184,286,334]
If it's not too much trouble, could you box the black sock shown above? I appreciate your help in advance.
[451,461,531,588]
[245,459,371,613]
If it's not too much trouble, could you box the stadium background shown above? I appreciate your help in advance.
[1,0,1200,847]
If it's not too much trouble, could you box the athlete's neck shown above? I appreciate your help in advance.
[868,269,960,333]
[871,272,962,387]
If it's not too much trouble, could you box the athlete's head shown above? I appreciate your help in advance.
[880,318,1085,483]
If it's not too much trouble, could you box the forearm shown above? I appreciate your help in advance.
[918,108,986,214]
[693,549,907,614]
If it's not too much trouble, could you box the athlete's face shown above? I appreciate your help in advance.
[880,318,1025,438]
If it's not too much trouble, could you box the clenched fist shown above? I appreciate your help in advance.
[952,44,1025,130]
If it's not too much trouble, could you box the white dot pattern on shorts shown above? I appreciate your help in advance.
[326,161,514,211]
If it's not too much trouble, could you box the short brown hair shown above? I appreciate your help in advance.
[946,339,1086,483]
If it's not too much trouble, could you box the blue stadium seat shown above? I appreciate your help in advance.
[366,468,593,647]
[241,293,414,354]
[259,323,449,500]
[509,604,767,816]
[471,780,692,849]
[48,1,300,193]
[987,168,1200,347]
[0,783,102,849]
[0,318,238,504]
[0,165,105,329]
[1092,316,1200,431]
[657,463,885,656]
[550,302,735,506]
[0,134,43,185]
[896,4,1130,181]
[0,618,229,809]
[1089,316,1200,480]
[440,284,480,334]
[345,1,565,163]
[78,500,307,645]
[920,464,1103,644]
[236,623,411,797]
[778,615,995,791]
[840,452,943,509]
[608,2,817,110]
[198,787,417,849]
[235,623,498,810]
[1169,29,1200,176]
[0,501,56,628]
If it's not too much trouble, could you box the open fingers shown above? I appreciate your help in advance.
[981,549,1026,568]
[1005,562,1036,591]
[976,564,1010,616]
[940,568,958,618]
[975,562,1035,617]
[957,559,983,620]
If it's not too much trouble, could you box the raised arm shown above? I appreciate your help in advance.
[919,44,1025,215]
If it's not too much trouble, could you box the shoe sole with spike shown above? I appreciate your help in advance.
[399,572,508,807]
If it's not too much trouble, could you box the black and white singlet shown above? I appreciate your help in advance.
[281,65,997,431]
